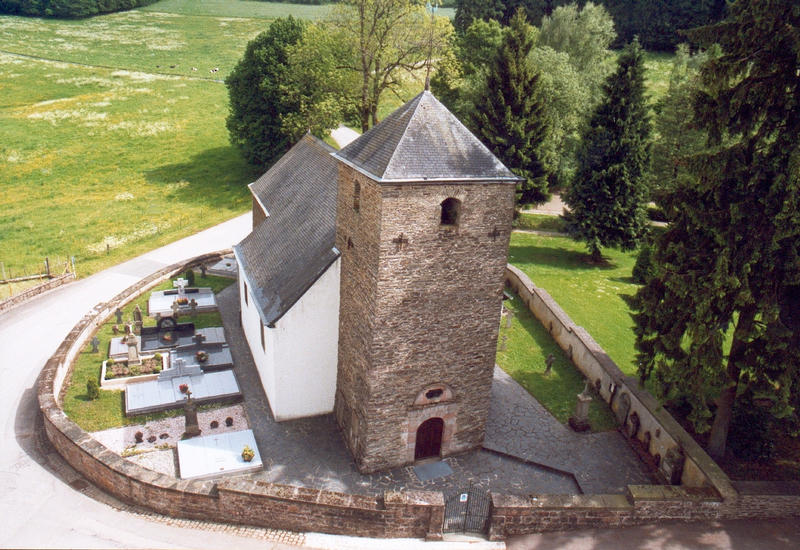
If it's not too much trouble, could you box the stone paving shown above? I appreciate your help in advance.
[216,284,656,496]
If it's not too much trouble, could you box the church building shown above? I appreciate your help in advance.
[234,91,520,473]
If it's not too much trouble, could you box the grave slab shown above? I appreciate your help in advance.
[177,429,261,480]
[206,257,238,278]
[125,370,241,416]
[148,288,217,317]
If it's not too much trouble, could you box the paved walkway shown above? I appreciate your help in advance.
[217,284,654,496]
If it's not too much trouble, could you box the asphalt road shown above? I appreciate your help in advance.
[1,213,797,549]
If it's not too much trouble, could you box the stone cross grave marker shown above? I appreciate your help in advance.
[115,308,123,324]
[568,380,592,432]
[126,331,140,365]
[133,305,143,334]
[193,333,206,345]
[90,336,100,353]
[171,300,181,321]
[173,278,188,296]
[544,353,555,375]
[189,298,198,318]
[183,390,201,438]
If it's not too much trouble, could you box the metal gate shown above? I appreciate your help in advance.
[443,484,491,535]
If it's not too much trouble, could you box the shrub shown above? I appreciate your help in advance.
[632,243,655,284]
[210,420,219,429]
[106,357,115,366]
[147,435,157,443]
[130,364,141,376]
[225,417,234,427]
[86,378,99,400]
[184,269,195,287]
[153,352,162,362]
[729,404,776,462]
[134,431,144,443]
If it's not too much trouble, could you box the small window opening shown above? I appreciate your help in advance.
[353,182,360,212]
[425,388,443,400]
[260,318,265,351]
[243,281,248,306]
[440,198,460,226]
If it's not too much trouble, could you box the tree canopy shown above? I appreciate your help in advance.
[562,38,651,261]
[225,17,307,168]
[471,10,551,206]
[633,0,800,459]
[0,0,157,17]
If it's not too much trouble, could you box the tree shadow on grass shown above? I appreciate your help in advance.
[508,245,619,271]
[143,145,260,211]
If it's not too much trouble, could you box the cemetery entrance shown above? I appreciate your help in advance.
[443,485,491,535]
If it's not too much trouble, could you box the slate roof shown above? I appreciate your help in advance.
[335,90,520,183]
[234,135,339,326]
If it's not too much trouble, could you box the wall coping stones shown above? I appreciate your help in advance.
[36,254,800,541]
[503,265,738,503]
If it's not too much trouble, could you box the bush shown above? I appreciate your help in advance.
[134,431,144,443]
[86,378,99,400]
[225,416,234,427]
[106,357,115,366]
[184,269,195,287]
[632,243,655,284]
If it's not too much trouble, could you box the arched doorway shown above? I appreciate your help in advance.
[415,417,444,460]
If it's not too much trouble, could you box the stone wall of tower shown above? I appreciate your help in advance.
[335,163,516,473]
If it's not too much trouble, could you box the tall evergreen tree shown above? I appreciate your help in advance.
[471,10,551,206]
[562,38,651,261]
[633,0,800,459]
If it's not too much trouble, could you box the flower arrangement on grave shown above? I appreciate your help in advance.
[162,332,173,342]
[241,445,255,462]
[195,350,209,363]
[179,383,189,394]
[176,297,189,305]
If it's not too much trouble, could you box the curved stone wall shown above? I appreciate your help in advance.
[38,256,800,541]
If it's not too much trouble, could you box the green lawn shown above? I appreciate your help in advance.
[514,213,566,233]
[508,232,641,376]
[643,50,675,105]
[497,290,618,431]
[140,0,333,19]
[0,10,264,279]
[62,273,234,432]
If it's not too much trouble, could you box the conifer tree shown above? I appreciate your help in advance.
[562,38,651,262]
[471,9,551,206]
[633,0,800,459]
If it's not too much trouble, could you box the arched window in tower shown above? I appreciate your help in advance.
[440,197,460,226]
[353,182,361,212]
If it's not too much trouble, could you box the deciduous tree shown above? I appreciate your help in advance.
[225,17,306,167]
[633,0,800,459]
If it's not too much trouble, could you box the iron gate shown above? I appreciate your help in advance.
[443,485,491,535]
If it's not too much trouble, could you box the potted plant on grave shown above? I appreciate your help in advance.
[179,383,189,394]
[162,332,173,342]
[176,297,189,305]
[241,445,255,462]
[195,350,209,363]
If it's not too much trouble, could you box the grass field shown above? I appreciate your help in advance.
[497,290,618,431]
[508,232,640,375]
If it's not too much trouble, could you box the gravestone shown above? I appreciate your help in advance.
[158,357,202,380]
[189,298,198,318]
[568,381,592,432]
[174,277,188,296]
[200,264,206,277]
[126,332,141,365]
[115,308,123,324]
[615,392,631,425]
[193,333,206,345]
[90,336,100,353]
[183,390,201,439]
[661,446,685,485]
[505,310,514,329]
[171,301,181,321]
[544,353,555,375]
[133,305,143,334]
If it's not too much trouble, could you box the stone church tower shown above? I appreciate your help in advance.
[333,91,520,473]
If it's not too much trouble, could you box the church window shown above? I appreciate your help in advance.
[425,388,443,400]
[353,182,360,212]
[440,198,460,226]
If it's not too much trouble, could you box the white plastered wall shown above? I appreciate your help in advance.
[237,256,341,421]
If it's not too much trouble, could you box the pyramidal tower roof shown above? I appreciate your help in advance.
[334,91,520,183]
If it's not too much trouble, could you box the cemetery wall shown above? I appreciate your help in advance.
[503,265,736,497]
[36,254,800,541]
[38,252,445,541]
[0,272,75,314]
